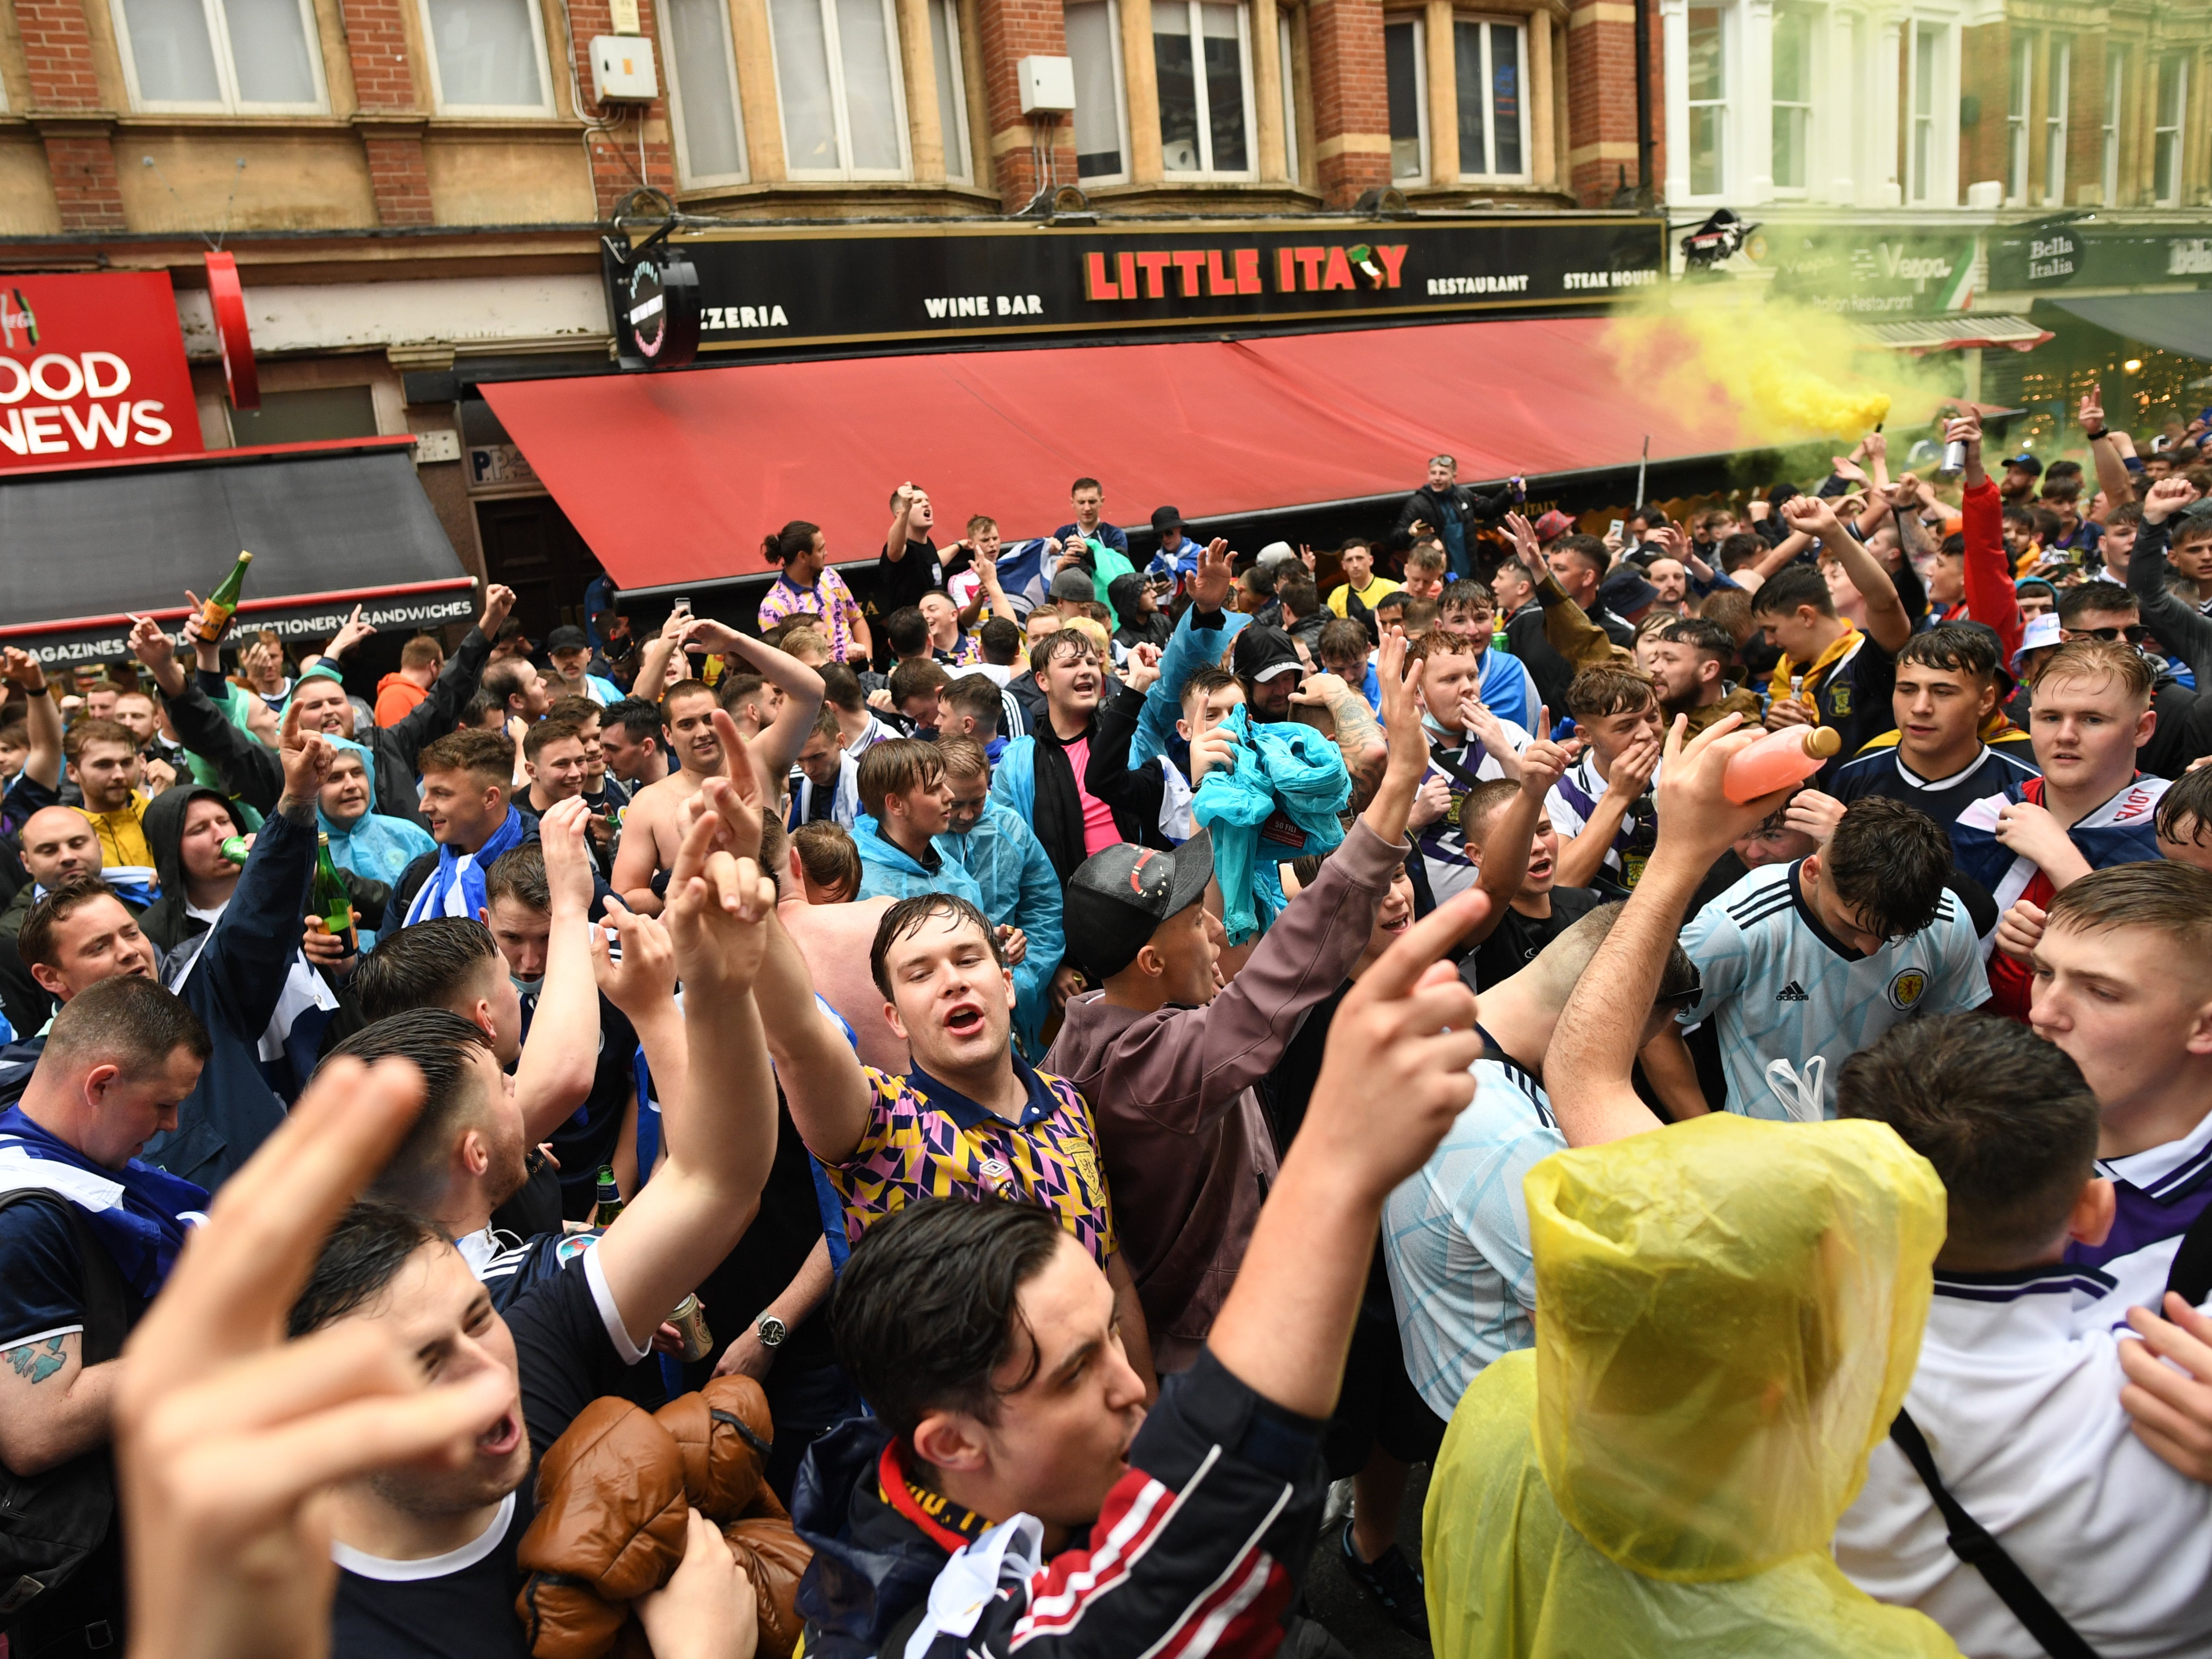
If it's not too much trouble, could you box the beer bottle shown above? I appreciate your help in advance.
[311,833,355,950]
[195,551,252,640]
[593,1166,624,1227]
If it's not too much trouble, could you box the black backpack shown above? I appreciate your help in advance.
[0,1190,131,1632]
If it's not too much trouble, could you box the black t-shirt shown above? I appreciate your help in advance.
[1462,886,1605,991]
[542,994,642,1222]
[1262,980,1352,1157]
[871,539,970,624]
[683,1097,837,1380]
[330,1255,631,1659]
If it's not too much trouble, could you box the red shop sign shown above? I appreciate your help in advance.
[0,271,203,471]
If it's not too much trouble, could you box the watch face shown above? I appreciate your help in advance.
[757,1314,788,1348]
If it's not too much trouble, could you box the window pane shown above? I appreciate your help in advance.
[1385,17,1422,180]
[1690,105,1723,194]
[1200,4,1247,172]
[121,0,223,102]
[425,0,546,107]
[226,0,318,102]
[1489,21,1519,174]
[770,0,840,169]
[1773,105,1806,188]
[1279,9,1298,178]
[1067,0,1123,177]
[666,0,744,179]
[1917,26,1935,118]
[1771,8,1803,102]
[1453,20,1486,175]
[1154,3,1200,172]
[2158,54,2184,124]
[837,0,903,170]
[930,0,969,179]
[1686,6,1722,102]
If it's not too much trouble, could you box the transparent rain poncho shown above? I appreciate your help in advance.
[1424,1112,1961,1658]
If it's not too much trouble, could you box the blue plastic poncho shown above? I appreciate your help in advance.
[1190,706,1351,944]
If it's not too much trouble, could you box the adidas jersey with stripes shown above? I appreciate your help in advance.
[1381,1049,1563,1419]
[1677,860,1989,1120]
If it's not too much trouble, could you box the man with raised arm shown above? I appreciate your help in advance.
[285,743,784,1659]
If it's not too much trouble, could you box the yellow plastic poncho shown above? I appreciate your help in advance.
[1423,1112,1961,1659]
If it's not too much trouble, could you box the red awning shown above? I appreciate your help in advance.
[482,317,1746,592]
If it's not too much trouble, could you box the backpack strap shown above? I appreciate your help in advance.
[1887,1407,2101,1659]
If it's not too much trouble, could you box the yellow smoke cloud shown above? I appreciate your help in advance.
[1603,285,1957,449]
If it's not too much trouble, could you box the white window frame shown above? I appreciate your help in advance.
[1279,8,1299,183]
[1151,0,1259,180]
[1768,2,1811,198]
[111,0,331,114]
[1909,21,1943,206]
[2004,33,2030,203]
[929,0,974,182]
[2042,35,2069,206]
[2102,46,2122,206]
[766,0,914,180]
[1384,12,1429,184]
[1683,1,1729,201]
[415,0,557,116]
[663,0,751,185]
[1066,0,1133,184]
[2154,53,2187,208]
[1453,13,1530,182]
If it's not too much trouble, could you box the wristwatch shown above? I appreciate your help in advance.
[755,1312,788,1350]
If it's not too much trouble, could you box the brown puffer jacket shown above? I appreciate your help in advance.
[516,1376,811,1659]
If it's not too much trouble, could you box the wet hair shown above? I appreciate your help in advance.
[888,658,951,709]
[941,674,1003,733]
[2033,638,2155,707]
[62,718,136,765]
[483,841,548,914]
[1403,627,1482,672]
[289,1200,449,1338]
[601,697,663,744]
[1658,616,1734,664]
[764,520,821,566]
[978,617,1022,665]
[2157,763,2212,849]
[352,917,502,1021]
[936,735,988,779]
[857,737,946,822]
[832,1197,1070,1443]
[1748,562,1837,619]
[885,607,931,658]
[1839,1015,2099,1268]
[1031,630,1099,674]
[1438,580,1493,619]
[522,715,587,764]
[1717,532,1766,572]
[324,1011,498,1213]
[42,973,209,1076]
[1406,544,1449,577]
[1565,664,1657,720]
[1895,622,2001,683]
[869,892,1004,999]
[1277,574,1321,620]
[1315,617,1370,669]
[792,820,860,899]
[1180,665,1241,719]
[1821,798,1954,940]
[20,876,134,974]
[2046,859,2212,962]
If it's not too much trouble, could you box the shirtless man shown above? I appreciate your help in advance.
[611,628,822,914]
[770,818,905,1075]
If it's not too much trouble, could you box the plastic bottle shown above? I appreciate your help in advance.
[1722,725,1842,803]
[195,551,252,640]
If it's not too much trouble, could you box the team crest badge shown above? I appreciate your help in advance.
[1886,968,1927,1011]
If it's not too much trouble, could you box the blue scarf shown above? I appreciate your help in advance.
[404,804,529,927]
[0,1103,208,1300]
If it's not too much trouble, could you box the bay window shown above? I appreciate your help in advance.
[768,0,911,178]
[1067,0,1131,180]
[664,0,749,183]
[2005,33,2029,203]
[2043,36,2069,207]
[1770,6,1810,194]
[2154,54,2186,207]
[1153,0,1255,177]
[1685,4,1726,197]
[1384,14,1427,183]
[1454,17,1527,181]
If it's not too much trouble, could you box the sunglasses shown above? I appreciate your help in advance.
[2061,625,2152,645]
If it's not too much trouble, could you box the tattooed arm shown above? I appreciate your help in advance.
[0,1329,119,1475]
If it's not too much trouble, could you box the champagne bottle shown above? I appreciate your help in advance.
[196,551,252,640]
[593,1166,625,1227]
[311,832,354,948]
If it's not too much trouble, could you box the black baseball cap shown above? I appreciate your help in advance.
[547,624,590,652]
[1063,830,1216,981]
[1232,625,1303,684]
[1152,505,1184,535]
[2004,453,2044,476]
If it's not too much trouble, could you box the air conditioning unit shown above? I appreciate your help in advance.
[1016,55,1076,114]
[591,35,659,103]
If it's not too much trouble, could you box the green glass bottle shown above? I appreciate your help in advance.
[592,1166,624,1227]
[195,550,252,640]
[312,832,354,948]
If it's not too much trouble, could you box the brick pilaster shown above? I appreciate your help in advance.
[558,0,678,216]
[1306,0,1389,207]
[973,0,1073,209]
[336,0,440,224]
[1565,0,1648,206]
[18,0,127,231]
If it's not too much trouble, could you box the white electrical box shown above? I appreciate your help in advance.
[1016,55,1076,114]
[591,35,659,103]
[411,429,461,463]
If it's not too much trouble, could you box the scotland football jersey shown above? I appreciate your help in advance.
[1676,861,1990,1120]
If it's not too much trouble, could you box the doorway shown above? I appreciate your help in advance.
[473,494,607,645]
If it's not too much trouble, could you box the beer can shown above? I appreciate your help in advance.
[1938,440,1967,479]
[669,1294,713,1362]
